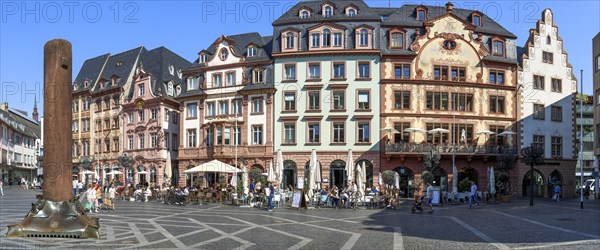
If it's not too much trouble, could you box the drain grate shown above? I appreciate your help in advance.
[25,233,81,238]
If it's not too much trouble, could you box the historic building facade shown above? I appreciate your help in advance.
[273,0,381,189]
[178,33,275,187]
[517,9,577,198]
[380,3,519,197]
[122,47,190,187]
[593,32,600,190]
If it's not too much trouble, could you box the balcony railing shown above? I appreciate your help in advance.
[385,143,517,155]
[180,145,272,158]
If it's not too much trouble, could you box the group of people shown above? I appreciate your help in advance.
[249,180,276,211]
[72,179,117,213]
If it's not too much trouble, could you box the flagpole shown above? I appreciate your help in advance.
[580,70,584,209]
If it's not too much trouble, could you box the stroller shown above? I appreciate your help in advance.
[411,196,424,214]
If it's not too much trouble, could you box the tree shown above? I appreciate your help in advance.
[496,151,515,196]
[423,150,441,170]
[382,170,395,187]
[80,157,93,170]
[421,171,434,185]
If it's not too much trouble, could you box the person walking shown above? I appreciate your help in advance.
[469,182,480,208]
[267,182,275,212]
[86,184,97,213]
[72,178,78,196]
[552,184,561,202]
[77,181,83,194]
[426,182,434,213]
[108,184,116,210]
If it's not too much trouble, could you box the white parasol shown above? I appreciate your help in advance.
[308,149,317,199]
[230,172,238,188]
[488,167,496,195]
[268,161,275,183]
[378,172,382,187]
[164,151,172,179]
[346,150,354,187]
[394,171,400,189]
[276,149,284,185]
[476,130,496,144]
[242,164,249,195]
[452,165,458,194]
[355,163,364,199]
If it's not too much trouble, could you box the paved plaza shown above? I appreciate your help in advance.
[0,187,599,249]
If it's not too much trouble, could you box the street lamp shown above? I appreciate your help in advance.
[521,143,543,206]
[117,153,134,185]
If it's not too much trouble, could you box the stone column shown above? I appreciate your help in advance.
[42,39,73,202]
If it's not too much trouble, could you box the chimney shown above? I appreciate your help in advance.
[0,102,8,111]
[445,2,454,13]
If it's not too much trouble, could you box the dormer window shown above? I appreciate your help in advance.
[219,48,229,61]
[323,29,331,47]
[285,32,295,49]
[473,15,481,26]
[300,10,310,19]
[417,10,425,21]
[187,77,198,90]
[138,83,145,96]
[200,53,209,63]
[169,65,174,75]
[443,40,456,50]
[347,9,356,17]
[84,80,89,88]
[470,11,483,26]
[492,38,505,57]
[389,28,405,49]
[324,6,332,18]
[359,29,369,46]
[247,46,257,57]
[111,76,117,86]
[253,69,264,84]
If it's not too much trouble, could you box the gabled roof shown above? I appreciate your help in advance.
[273,0,382,25]
[73,53,109,94]
[91,47,146,94]
[192,32,272,64]
[382,4,516,38]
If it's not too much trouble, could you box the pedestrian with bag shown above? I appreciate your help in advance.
[469,182,480,208]
[552,184,561,202]
[426,182,435,213]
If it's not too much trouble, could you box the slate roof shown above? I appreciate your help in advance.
[272,0,382,25]
[91,47,146,94]
[482,55,518,64]
[132,47,192,101]
[73,54,109,94]
[381,4,516,38]
[517,46,526,66]
[195,32,273,64]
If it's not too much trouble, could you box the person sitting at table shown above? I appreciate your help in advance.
[330,186,340,209]
[144,187,152,202]
[133,187,143,202]
[340,189,348,208]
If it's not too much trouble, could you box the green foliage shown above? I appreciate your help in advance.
[249,168,267,186]
[421,171,434,185]
[422,152,441,170]
[237,179,243,195]
[382,170,395,186]
[458,178,471,192]
[495,171,511,195]
[496,153,515,171]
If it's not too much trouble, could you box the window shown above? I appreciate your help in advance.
[219,101,229,115]
[434,65,448,80]
[489,96,505,114]
[104,139,110,152]
[333,33,342,47]
[150,133,158,148]
[542,52,553,64]
[226,72,235,86]
[551,106,562,122]
[285,32,295,49]
[164,109,169,121]
[426,92,449,110]
[597,89,600,105]
[309,63,321,79]
[427,123,450,144]
[216,127,222,145]
[253,69,264,83]
[139,84,145,96]
[252,98,263,113]
[492,40,504,56]
[358,62,370,78]
[391,33,403,48]
[187,77,198,90]
[149,108,157,120]
[224,128,231,145]
[172,112,179,124]
[172,134,178,149]
[165,132,170,149]
[417,10,425,21]
[113,117,119,128]
[206,102,215,116]
[332,123,345,143]
[247,46,257,57]
[233,127,241,145]
[253,126,263,145]
[443,40,456,50]
[284,64,296,80]
[451,93,473,112]
[546,35,551,45]
[308,123,320,143]
[138,110,145,122]
[220,49,229,61]
[533,135,545,156]
[200,54,209,63]
[324,6,332,17]
[232,99,242,114]
[551,78,562,92]
[534,75,545,90]
[113,96,119,106]
[322,29,331,47]
[206,128,213,146]
[308,91,320,110]
[333,63,345,79]
[187,103,197,119]
[394,91,410,109]
[347,9,356,17]
[473,15,480,26]
[551,137,562,158]
[300,10,309,19]
[394,64,410,79]
[284,123,296,144]
[357,122,370,143]
[595,55,600,72]
[489,70,505,84]
[284,92,296,111]
[213,74,222,87]
[393,122,411,143]
[105,99,111,110]
[311,33,320,47]
[533,104,545,120]
[359,29,369,46]
[489,126,505,145]
[72,100,79,113]
[139,134,145,149]
[332,91,345,110]
[357,91,370,110]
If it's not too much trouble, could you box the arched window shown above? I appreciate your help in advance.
[286,32,295,49]
[359,29,369,46]
[324,6,332,17]
[492,40,504,56]
[443,40,456,50]
[323,29,331,47]
[546,35,551,45]
[301,10,309,19]
[330,160,346,188]
[283,160,297,188]
[473,15,481,26]
[219,48,229,61]
[348,9,356,17]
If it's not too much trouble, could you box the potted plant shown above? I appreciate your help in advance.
[412,178,423,199]
[496,171,511,202]
[382,170,395,189]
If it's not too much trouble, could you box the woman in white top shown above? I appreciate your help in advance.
[108,185,116,210]
[86,184,97,212]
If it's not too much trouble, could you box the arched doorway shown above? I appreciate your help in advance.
[432,167,448,192]
[522,169,545,197]
[304,161,322,188]
[458,167,478,191]
[393,167,414,198]
[548,170,562,197]
[283,160,296,189]
[330,160,346,189]
[356,160,373,187]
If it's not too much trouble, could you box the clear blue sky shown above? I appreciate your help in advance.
[1,0,598,116]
